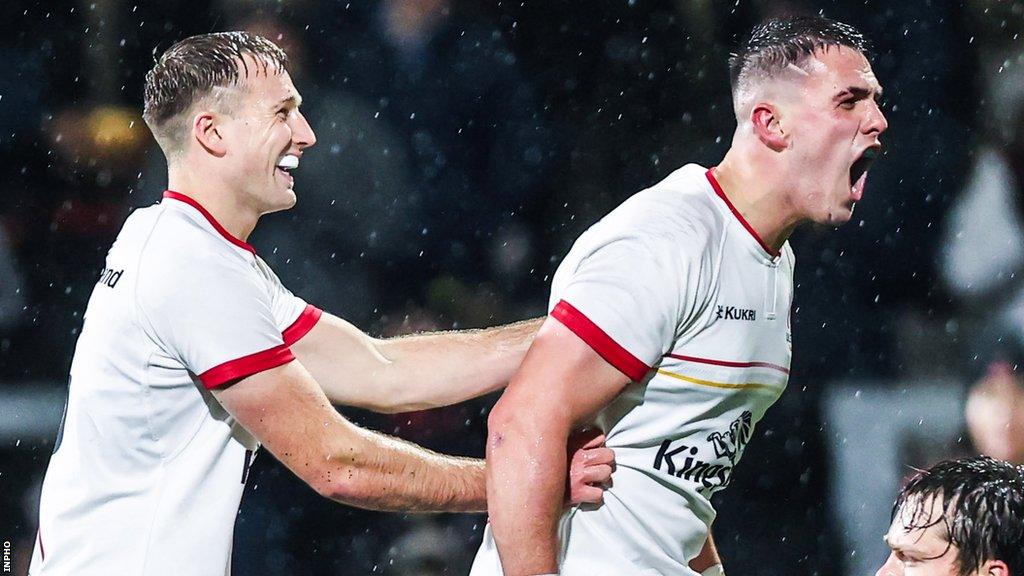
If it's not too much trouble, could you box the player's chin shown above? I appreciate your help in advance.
[264,188,297,214]
[826,203,855,226]
[812,201,855,227]
[279,189,298,209]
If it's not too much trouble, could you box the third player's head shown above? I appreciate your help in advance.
[143,31,316,215]
[877,457,1024,576]
[729,16,887,226]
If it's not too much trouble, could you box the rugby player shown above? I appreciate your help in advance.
[473,16,887,576]
[877,456,1024,576]
[29,32,612,576]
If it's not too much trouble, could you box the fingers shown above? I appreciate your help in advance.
[578,446,615,467]
[565,428,615,507]
[580,463,613,485]
[572,484,605,505]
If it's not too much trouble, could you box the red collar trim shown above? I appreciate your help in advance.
[162,191,256,254]
[705,169,779,258]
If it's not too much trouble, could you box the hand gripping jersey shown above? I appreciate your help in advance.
[30,191,321,576]
[471,164,794,576]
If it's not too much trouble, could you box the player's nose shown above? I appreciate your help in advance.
[863,100,889,137]
[292,110,317,150]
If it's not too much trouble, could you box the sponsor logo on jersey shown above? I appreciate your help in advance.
[98,267,124,288]
[651,411,754,496]
[716,305,755,321]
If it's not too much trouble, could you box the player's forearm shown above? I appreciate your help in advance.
[317,424,488,512]
[372,317,542,411]
[486,409,568,575]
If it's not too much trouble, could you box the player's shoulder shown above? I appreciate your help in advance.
[133,200,253,287]
[587,163,723,253]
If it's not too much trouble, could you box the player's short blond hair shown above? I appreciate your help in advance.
[142,31,288,156]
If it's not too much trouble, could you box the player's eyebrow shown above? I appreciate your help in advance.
[882,533,909,552]
[835,85,883,102]
[275,94,302,108]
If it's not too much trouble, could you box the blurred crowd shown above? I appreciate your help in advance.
[1,1,1022,575]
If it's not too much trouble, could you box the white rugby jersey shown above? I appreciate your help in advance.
[30,191,322,576]
[471,164,794,576]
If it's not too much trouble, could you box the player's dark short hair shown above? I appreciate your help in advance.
[143,31,288,147]
[729,16,870,95]
[891,456,1024,576]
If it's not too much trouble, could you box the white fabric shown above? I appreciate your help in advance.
[30,195,310,576]
[940,147,1024,298]
[470,164,793,575]
[701,565,726,576]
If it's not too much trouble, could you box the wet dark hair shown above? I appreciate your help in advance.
[891,456,1024,576]
[729,16,871,96]
[143,31,288,147]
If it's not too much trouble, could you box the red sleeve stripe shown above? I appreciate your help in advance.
[283,304,322,346]
[199,344,295,389]
[666,353,790,375]
[550,300,651,381]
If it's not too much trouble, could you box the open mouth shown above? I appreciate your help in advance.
[276,154,299,185]
[849,146,880,200]
[850,147,879,188]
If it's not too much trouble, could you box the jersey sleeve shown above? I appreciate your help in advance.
[258,257,322,346]
[550,235,696,381]
[137,254,296,389]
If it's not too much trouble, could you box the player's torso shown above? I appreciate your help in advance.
[557,166,794,573]
[603,237,794,493]
[32,202,264,576]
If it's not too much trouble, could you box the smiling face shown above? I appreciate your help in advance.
[215,58,316,215]
[779,46,888,225]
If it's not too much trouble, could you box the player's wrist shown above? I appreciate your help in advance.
[700,564,725,576]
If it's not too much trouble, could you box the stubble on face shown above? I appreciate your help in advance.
[778,47,884,227]
[219,59,304,214]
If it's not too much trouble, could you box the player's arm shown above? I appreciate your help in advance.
[214,359,485,511]
[291,311,541,413]
[212,358,613,512]
[690,534,725,576]
[485,317,633,575]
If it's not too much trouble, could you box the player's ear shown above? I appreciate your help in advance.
[192,111,228,157]
[980,559,1010,576]
[751,103,787,152]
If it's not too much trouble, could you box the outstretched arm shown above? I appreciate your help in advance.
[215,359,486,511]
[213,358,613,512]
[485,317,632,575]
[292,312,541,413]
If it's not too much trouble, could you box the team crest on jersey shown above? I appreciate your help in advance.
[650,411,754,497]
[707,411,753,462]
[716,305,756,321]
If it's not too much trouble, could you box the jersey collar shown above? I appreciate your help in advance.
[704,169,780,259]
[162,191,257,254]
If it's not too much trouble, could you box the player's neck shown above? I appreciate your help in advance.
[713,152,799,253]
[166,165,260,242]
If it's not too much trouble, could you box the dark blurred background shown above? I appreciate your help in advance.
[1,1,1023,575]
